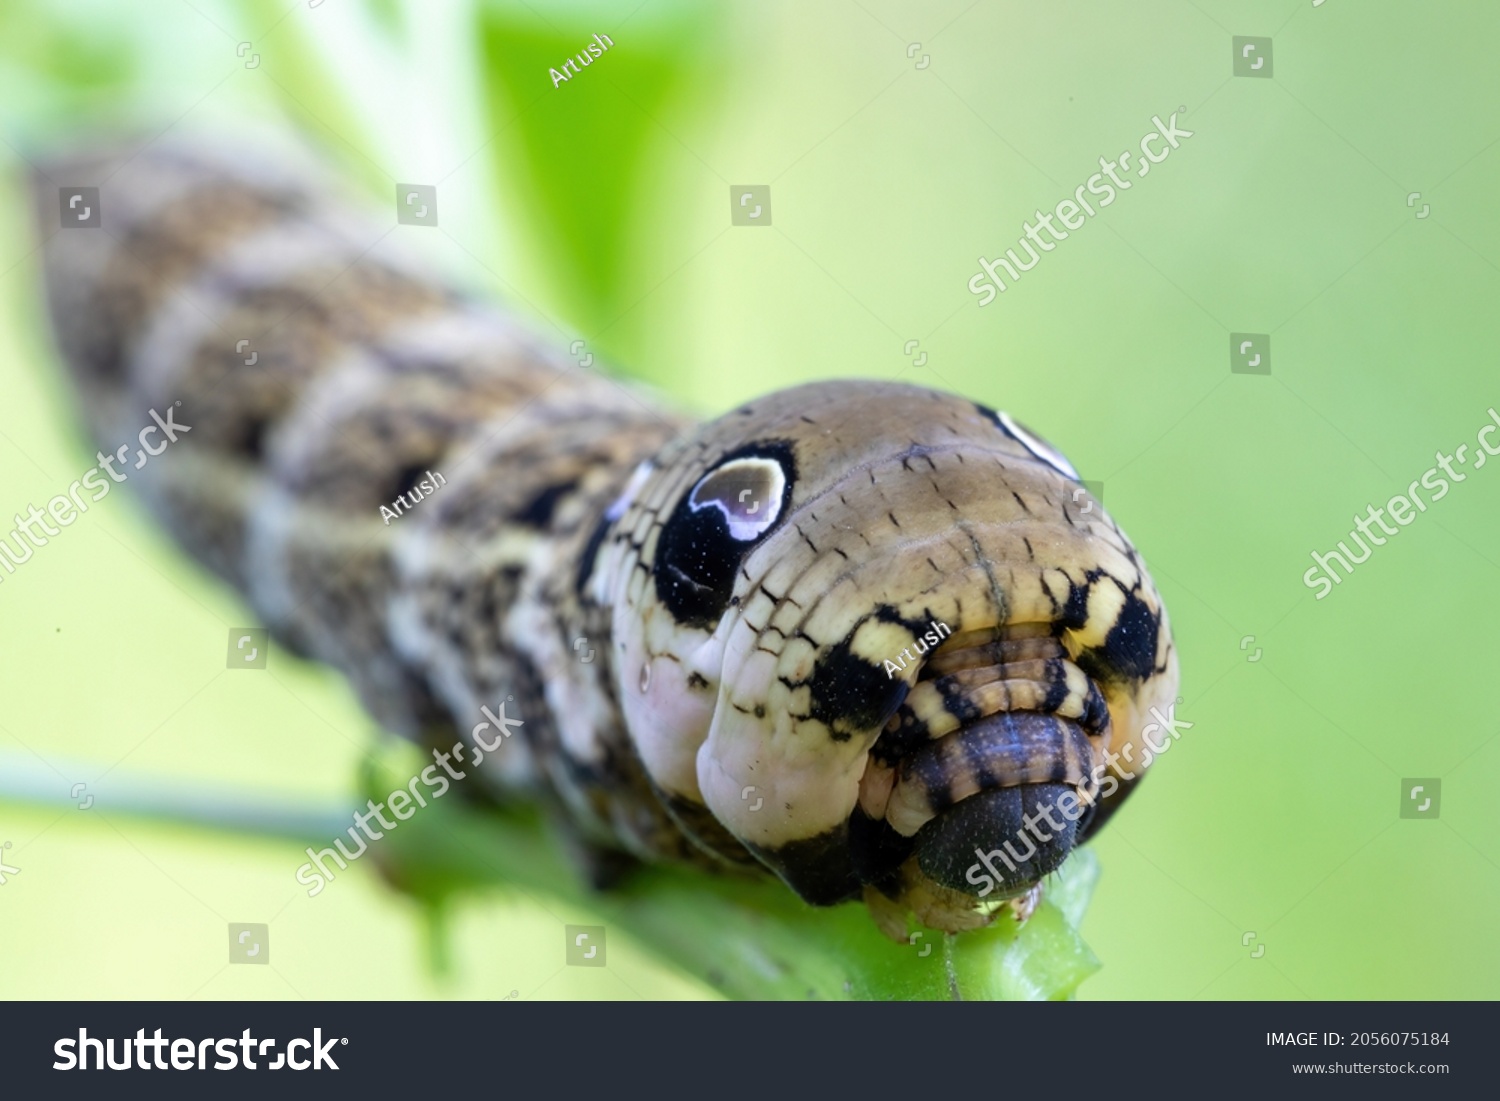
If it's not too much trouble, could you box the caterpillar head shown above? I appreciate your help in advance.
[594,380,1178,936]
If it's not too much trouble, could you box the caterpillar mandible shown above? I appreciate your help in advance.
[29,136,1178,939]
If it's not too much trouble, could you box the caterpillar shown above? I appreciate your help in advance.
[28,135,1178,939]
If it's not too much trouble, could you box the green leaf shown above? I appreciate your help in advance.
[366,746,1102,1001]
[472,0,725,333]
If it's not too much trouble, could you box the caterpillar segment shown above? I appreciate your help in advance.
[32,137,1179,937]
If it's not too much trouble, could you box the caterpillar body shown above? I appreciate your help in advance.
[30,138,1179,938]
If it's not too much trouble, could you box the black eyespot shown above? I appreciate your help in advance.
[653,441,796,629]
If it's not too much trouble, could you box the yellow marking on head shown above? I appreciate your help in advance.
[850,617,918,679]
[1069,577,1127,650]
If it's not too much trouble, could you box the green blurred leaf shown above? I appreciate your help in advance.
[474,1,725,331]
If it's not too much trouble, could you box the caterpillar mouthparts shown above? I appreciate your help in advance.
[851,624,1113,933]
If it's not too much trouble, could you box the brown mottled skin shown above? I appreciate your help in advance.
[31,137,1178,937]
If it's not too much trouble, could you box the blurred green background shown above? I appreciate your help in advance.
[2,0,1498,1000]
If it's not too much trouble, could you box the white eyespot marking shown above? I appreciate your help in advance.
[995,410,1079,481]
[688,457,786,541]
[606,460,655,521]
